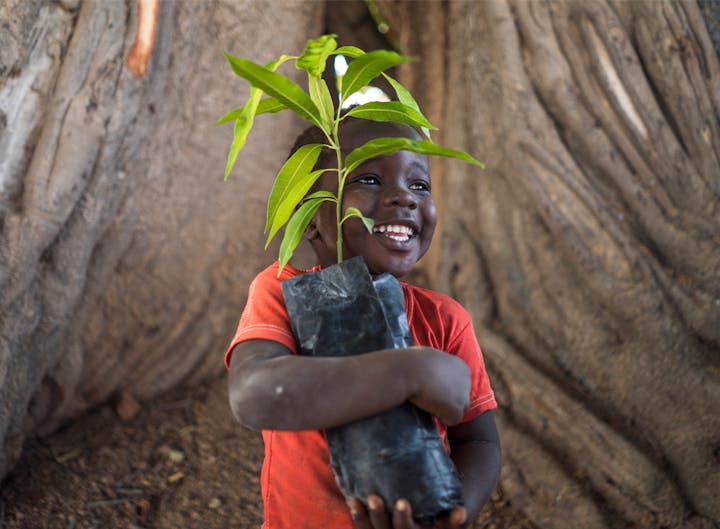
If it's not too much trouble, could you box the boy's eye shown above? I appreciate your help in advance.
[410,181,431,192]
[356,175,380,185]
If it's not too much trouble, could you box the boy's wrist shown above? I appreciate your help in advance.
[400,346,437,400]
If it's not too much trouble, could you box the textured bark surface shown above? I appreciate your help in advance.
[376,1,720,528]
[0,0,322,478]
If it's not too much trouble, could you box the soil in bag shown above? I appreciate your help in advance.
[281,256,464,523]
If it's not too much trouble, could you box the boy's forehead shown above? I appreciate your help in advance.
[339,120,421,151]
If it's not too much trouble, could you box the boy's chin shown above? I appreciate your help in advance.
[365,258,420,279]
[314,247,425,278]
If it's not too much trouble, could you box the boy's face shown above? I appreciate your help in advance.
[308,121,437,277]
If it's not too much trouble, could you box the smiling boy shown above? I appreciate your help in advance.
[307,120,436,278]
[225,119,500,529]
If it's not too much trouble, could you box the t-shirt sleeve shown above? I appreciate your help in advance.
[445,311,497,423]
[224,268,298,368]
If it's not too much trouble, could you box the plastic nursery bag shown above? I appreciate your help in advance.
[281,256,464,523]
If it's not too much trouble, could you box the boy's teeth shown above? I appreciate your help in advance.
[373,224,414,236]
[373,224,414,242]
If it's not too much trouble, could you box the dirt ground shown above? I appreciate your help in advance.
[0,376,535,529]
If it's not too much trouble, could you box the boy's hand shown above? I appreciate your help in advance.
[407,348,471,426]
[348,496,468,529]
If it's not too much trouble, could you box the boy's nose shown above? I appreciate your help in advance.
[383,187,418,209]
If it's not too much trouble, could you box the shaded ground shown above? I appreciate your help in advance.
[0,376,534,529]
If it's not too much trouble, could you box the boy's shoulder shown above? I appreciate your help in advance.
[402,281,464,306]
[247,261,298,303]
[253,260,315,284]
[402,282,471,322]
[249,261,325,303]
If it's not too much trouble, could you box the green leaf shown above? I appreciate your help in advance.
[265,144,324,236]
[221,55,297,178]
[340,50,413,103]
[278,192,335,274]
[223,86,263,180]
[332,46,365,59]
[382,74,420,111]
[341,207,374,233]
[217,55,294,125]
[216,97,287,125]
[257,97,287,115]
[217,107,243,125]
[344,137,484,175]
[306,190,336,201]
[224,51,322,127]
[343,101,437,130]
[265,54,295,70]
[224,116,248,180]
[308,76,335,132]
[296,34,338,77]
[382,73,431,138]
[267,168,326,248]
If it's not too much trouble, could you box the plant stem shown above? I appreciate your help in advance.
[333,106,344,264]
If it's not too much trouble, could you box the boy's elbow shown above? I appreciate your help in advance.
[229,388,263,430]
[228,375,264,430]
[226,340,295,430]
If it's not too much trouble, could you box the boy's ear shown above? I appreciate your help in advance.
[304,219,319,241]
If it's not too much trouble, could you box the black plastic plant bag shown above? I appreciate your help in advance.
[281,256,464,523]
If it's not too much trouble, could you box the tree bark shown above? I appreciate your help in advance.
[0,0,323,478]
[376,1,720,527]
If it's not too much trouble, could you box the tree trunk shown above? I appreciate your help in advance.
[376,1,719,528]
[0,0,322,478]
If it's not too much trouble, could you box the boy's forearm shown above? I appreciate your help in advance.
[229,341,420,430]
[447,411,502,524]
[451,439,501,523]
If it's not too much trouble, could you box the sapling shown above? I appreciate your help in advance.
[220,34,485,523]
[219,34,483,272]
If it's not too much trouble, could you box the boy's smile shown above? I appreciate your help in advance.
[307,121,437,277]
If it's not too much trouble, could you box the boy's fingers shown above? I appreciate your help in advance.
[367,495,392,529]
[392,498,417,529]
[448,506,468,528]
[348,498,372,529]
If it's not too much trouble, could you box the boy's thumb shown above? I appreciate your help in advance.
[450,506,467,526]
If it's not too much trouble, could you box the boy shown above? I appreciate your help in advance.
[225,118,500,529]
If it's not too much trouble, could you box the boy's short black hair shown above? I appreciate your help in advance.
[287,122,335,169]
[287,106,359,170]
[287,106,422,172]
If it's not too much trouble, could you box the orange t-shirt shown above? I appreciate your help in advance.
[225,261,497,529]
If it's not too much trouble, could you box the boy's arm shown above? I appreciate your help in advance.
[447,410,501,523]
[227,338,472,431]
